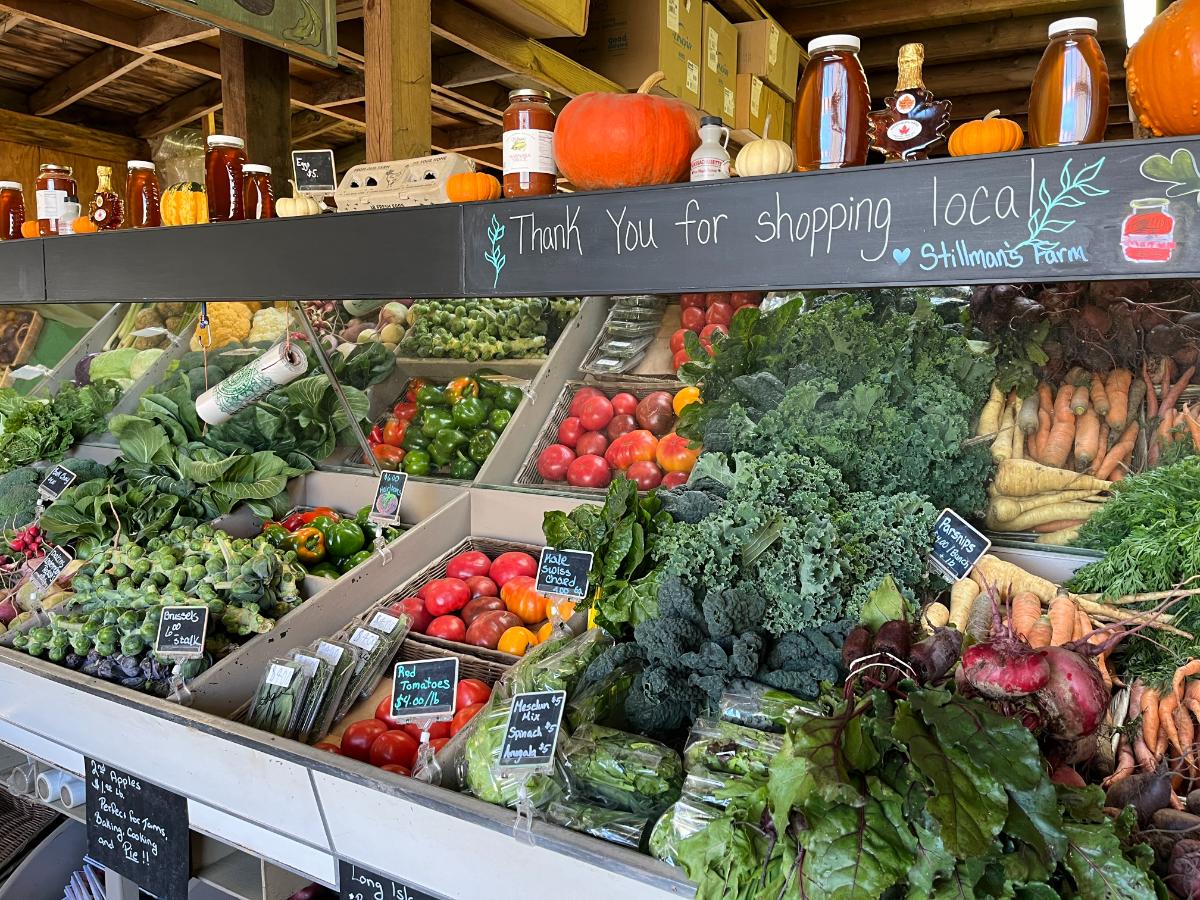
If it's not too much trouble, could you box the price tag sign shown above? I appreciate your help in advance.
[339,860,446,900]
[929,508,991,582]
[292,149,337,195]
[535,547,593,601]
[38,465,76,501]
[498,690,566,771]
[154,606,209,659]
[31,545,72,590]
[85,757,189,900]
[369,471,407,526]
[390,658,458,722]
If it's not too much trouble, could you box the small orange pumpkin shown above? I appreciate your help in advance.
[947,110,1024,157]
[19,220,38,239]
[445,171,501,203]
[71,218,99,234]
[1127,0,1200,136]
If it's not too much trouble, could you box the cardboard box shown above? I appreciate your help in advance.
[735,18,803,98]
[468,0,590,38]
[700,3,738,122]
[574,0,703,109]
[733,73,788,143]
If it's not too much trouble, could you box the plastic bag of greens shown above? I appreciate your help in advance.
[682,718,783,780]
[462,695,564,809]
[559,724,682,816]
[649,798,720,867]
[718,677,818,732]
[509,627,613,696]
[566,660,641,731]
[542,799,649,850]
[247,658,313,738]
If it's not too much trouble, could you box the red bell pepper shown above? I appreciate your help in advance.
[392,402,418,422]
[405,378,430,403]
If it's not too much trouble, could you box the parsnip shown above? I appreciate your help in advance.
[921,602,950,631]
[992,458,1112,497]
[1036,526,1080,545]
[948,579,980,631]
[977,382,1004,436]
[988,490,1104,523]
[970,555,1057,603]
[991,403,1017,462]
[985,499,1104,532]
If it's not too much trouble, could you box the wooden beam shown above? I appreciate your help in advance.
[0,104,147,159]
[365,0,432,162]
[221,33,292,196]
[134,80,222,138]
[30,46,149,116]
[292,109,344,143]
[439,123,502,150]
[708,0,768,23]
[431,85,503,124]
[137,12,219,52]
[299,73,366,107]
[778,0,1098,38]
[433,52,510,88]
[0,12,24,36]
[431,0,621,97]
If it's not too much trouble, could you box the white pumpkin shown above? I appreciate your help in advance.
[276,180,322,217]
[734,114,794,177]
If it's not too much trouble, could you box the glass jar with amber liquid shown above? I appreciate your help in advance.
[1029,17,1110,147]
[126,160,161,228]
[794,35,872,171]
[503,88,556,198]
[90,166,123,230]
[0,182,25,240]
[35,164,76,236]
[205,134,247,222]
[243,164,274,219]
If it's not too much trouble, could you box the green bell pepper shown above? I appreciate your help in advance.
[451,396,487,429]
[402,449,432,476]
[339,549,373,573]
[495,385,523,412]
[308,515,339,538]
[488,408,512,432]
[434,426,469,450]
[429,439,455,467]
[468,429,498,465]
[308,561,341,579]
[326,521,366,560]
[416,385,449,407]
[449,451,479,480]
[420,407,454,439]
[261,524,290,548]
[402,426,430,451]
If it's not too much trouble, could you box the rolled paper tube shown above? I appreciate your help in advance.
[36,768,69,803]
[195,341,309,425]
[8,761,37,796]
[59,776,86,809]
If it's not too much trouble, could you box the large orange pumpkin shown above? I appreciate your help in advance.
[1127,0,1200,136]
[555,71,700,191]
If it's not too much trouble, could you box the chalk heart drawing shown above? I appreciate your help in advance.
[892,247,912,265]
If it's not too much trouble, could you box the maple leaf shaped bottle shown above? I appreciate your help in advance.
[869,43,952,162]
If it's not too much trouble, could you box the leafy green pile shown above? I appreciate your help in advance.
[175,340,395,398]
[674,687,1157,899]
[560,724,683,816]
[0,381,121,473]
[0,459,108,530]
[677,292,995,515]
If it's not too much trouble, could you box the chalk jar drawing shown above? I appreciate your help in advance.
[1127,147,1200,264]
[484,213,507,289]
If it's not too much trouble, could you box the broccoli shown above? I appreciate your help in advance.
[0,467,40,528]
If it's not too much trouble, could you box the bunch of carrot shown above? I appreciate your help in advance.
[1109,662,1200,789]
[1143,359,1198,467]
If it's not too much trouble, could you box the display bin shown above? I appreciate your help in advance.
[28,304,124,395]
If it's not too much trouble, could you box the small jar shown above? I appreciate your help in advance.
[503,88,556,198]
[35,164,77,236]
[243,164,274,219]
[1121,199,1176,264]
[0,182,25,240]
[126,160,161,228]
[205,134,247,222]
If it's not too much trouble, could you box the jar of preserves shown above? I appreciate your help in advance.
[1121,199,1176,264]
[795,35,872,171]
[0,182,24,240]
[125,160,161,228]
[1028,17,1110,148]
[205,134,247,222]
[35,164,76,236]
[243,164,274,219]
[503,88,556,198]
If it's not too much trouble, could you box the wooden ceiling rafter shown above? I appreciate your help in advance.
[775,0,1104,37]
[30,45,149,115]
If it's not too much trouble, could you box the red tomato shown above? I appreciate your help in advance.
[488,551,537,588]
[576,431,609,457]
[445,550,491,581]
[626,459,663,490]
[699,323,728,354]
[679,293,706,310]
[703,292,726,309]
[556,416,583,448]
[429,737,450,755]
[669,329,690,355]
[681,306,706,332]
[568,387,606,418]
[401,721,451,741]
[465,610,522,649]
[372,444,405,470]
[605,414,637,442]
[451,701,488,736]
[705,302,733,327]
[380,764,410,776]
[661,471,690,489]
[464,575,498,599]
[729,291,763,309]
[420,578,470,616]
[673,349,691,370]
[369,730,419,769]
[388,596,431,634]
[579,395,615,431]
[566,454,612,488]
[610,393,638,416]
[426,615,466,641]
[374,696,407,728]
[341,719,388,762]
[382,417,408,447]
[457,678,492,708]
[392,401,418,421]
[536,444,576,482]
[313,742,341,754]
[461,595,505,626]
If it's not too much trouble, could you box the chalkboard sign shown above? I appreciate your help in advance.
[930,509,991,582]
[85,757,189,900]
[498,690,566,771]
[154,606,209,659]
[535,547,593,600]
[339,860,446,900]
[38,465,76,500]
[463,138,1200,295]
[31,545,72,590]
[390,658,458,721]
[369,471,407,525]
[293,149,337,195]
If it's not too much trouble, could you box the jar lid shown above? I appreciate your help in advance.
[39,163,72,174]
[0,181,21,191]
[206,134,245,149]
[508,88,550,101]
[1049,16,1098,36]
[127,160,155,170]
[807,34,860,54]
[700,115,724,127]
[243,164,272,174]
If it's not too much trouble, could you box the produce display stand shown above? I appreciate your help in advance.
[27,303,123,395]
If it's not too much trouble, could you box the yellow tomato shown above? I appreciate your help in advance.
[498,625,539,656]
[673,386,701,415]
[536,621,555,644]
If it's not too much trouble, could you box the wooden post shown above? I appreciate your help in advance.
[364,0,432,162]
[220,32,291,197]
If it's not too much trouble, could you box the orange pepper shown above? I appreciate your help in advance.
[673,386,701,415]
[498,626,539,656]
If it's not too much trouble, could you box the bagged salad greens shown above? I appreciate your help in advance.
[336,608,411,716]
[463,698,564,809]
[682,718,783,780]
[286,648,341,744]
[509,627,613,695]
[543,799,650,850]
[566,660,641,731]
[560,724,682,816]
[649,798,719,866]
[247,658,313,737]
[718,677,817,732]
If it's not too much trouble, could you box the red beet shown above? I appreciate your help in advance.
[961,640,1050,699]
[1033,645,1110,741]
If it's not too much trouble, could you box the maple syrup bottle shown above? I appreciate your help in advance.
[869,43,952,162]
[90,165,123,230]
